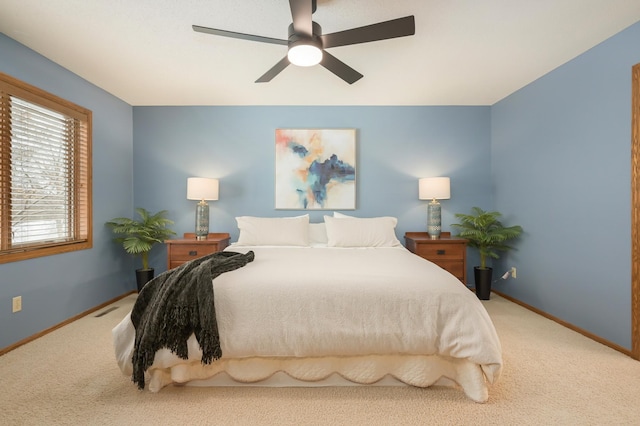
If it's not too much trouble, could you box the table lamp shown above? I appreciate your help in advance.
[187,177,219,240]
[419,177,450,239]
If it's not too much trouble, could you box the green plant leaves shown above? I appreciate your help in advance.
[106,208,176,270]
[451,207,523,269]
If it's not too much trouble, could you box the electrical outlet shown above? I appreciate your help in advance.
[511,267,517,279]
[12,296,22,313]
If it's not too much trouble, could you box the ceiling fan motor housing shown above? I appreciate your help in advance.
[287,22,323,47]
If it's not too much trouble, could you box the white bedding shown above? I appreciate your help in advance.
[113,245,502,402]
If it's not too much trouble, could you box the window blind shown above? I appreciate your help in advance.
[0,72,91,262]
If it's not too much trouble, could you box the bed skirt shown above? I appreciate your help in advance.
[133,353,491,403]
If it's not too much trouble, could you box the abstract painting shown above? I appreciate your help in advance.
[275,129,356,210]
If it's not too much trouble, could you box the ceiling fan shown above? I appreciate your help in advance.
[193,0,415,84]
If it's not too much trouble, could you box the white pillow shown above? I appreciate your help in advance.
[236,215,310,246]
[309,223,328,245]
[324,215,402,247]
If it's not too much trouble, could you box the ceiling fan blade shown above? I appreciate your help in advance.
[193,25,287,46]
[256,56,291,83]
[320,51,363,84]
[289,0,313,36]
[320,16,415,49]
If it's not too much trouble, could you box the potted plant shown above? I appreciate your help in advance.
[451,207,522,300]
[106,207,176,292]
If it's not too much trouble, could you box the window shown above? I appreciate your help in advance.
[0,72,92,263]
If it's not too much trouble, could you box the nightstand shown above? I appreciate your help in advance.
[165,232,230,269]
[404,232,468,284]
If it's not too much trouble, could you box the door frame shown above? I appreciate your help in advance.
[632,62,639,359]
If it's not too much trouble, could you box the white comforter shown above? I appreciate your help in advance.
[113,246,502,401]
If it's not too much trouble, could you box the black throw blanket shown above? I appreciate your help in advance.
[130,250,255,389]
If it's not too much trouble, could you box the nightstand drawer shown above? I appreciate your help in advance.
[414,243,464,260]
[404,232,468,284]
[165,233,230,270]
[170,244,219,261]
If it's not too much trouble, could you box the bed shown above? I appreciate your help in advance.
[113,214,502,403]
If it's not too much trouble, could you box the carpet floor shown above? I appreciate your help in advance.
[1,293,639,425]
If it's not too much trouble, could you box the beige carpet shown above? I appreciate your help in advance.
[1,294,639,425]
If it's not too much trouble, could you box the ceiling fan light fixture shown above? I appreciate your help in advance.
[288,42,323,67]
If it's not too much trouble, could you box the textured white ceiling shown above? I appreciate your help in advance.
[1,0,639,106]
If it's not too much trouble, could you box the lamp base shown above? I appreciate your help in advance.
[427,200,442,239]
[195,201,210,240]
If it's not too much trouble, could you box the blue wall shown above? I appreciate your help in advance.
[0,34,135,349]
[2,20,639,352]
[132,106,492,274]
[491,22,640,349]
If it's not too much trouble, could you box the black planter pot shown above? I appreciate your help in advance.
[135,268,155,292]
[474,267,493,300]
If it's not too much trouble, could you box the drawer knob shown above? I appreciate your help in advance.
[189,250,198,256]
[437,249,446,255]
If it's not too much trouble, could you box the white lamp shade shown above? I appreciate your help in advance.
[419,177,451,200]
[187,177,219,201]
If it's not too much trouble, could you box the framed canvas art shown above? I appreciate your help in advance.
[275,129,356,210]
